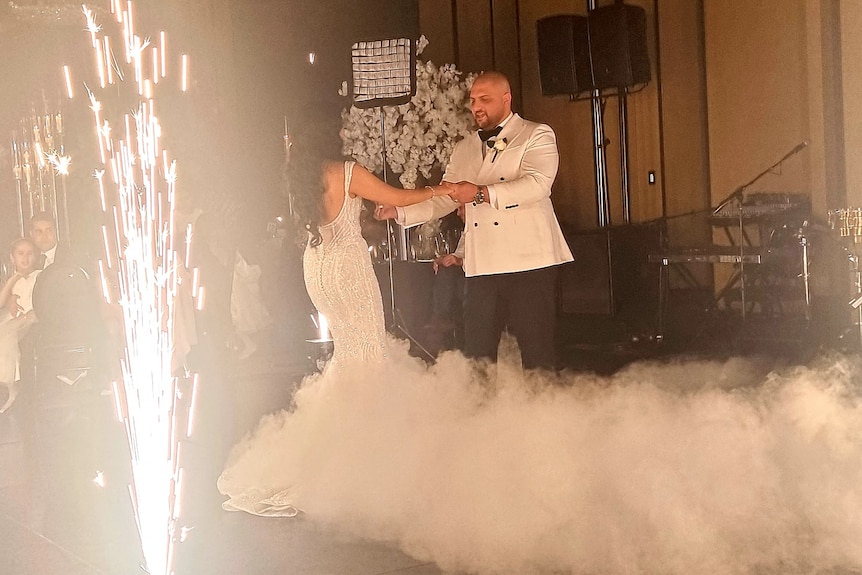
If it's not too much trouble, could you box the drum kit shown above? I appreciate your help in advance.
[827,207,862,346]
[745,206,862,349]
[827,207,862,243]
[364,204,862,352]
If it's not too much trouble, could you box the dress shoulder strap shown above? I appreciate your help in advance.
[343,161,356,197]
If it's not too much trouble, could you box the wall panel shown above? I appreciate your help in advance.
[492,0,523,111]
[840,0,862,208]
[655,0,711,256]
[703,0,812,204]
[456,0,494,72]
[418,0,456,65]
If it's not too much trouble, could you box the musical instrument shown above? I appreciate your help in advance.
[827,207,862,243]
[646,143,821,345]
[826,207,862,347]
[649,246,767,266]
[649,222,816,322]
[711,192,810,222]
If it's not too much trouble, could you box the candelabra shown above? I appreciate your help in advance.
[10,107,70,239]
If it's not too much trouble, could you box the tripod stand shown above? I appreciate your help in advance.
[375,110,435,362]
[350,37,434,362]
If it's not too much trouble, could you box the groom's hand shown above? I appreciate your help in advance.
[446,181,480,204]
[374,205,397,221]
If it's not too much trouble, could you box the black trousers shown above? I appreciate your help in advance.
[463,266,559,370]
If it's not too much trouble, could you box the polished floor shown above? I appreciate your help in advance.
[0,334,449,575]
[0,283,853,575]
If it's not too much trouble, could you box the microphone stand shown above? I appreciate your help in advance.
[713,140,809,216]
[712,140,809,321]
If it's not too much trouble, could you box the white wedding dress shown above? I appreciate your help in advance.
[301,162,387,365]
[217,163,862,574]
[218,161,387,516]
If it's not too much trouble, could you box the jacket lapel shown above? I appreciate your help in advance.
[476,114,524,182]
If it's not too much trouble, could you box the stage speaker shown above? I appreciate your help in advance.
[560,232,613,315]
[559,224,661,320]
[537,15,592,96]
[588,3,651,89]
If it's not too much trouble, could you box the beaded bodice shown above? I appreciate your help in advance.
[302,161,387,365]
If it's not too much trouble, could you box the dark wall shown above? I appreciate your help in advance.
[0,10,104,248]
[0,1,418,246]
[419,0,522,111]
[227,0,420,219]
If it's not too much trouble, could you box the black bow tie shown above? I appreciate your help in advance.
[478,126,502,143]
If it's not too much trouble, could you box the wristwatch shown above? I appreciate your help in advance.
[473,185,487,205]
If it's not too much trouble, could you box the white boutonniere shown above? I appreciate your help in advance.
[491,138,508,163]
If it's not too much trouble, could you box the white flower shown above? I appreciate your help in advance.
[416,35,429,56]
[491,138,507,162]
[339,40,475,188]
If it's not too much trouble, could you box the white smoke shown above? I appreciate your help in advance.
[220,340,862,575]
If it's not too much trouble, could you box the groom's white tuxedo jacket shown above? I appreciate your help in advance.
[398,113,573,277]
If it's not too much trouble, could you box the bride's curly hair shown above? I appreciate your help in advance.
[285,146,331,248]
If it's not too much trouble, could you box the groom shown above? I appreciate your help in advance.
[377,71,572,370]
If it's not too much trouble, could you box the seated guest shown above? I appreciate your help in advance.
[28,210,108,403]
[0,238,40,412]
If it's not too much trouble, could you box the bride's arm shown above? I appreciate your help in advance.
[347,163,451,207]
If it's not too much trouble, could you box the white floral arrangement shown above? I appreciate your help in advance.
[339,36,476,189]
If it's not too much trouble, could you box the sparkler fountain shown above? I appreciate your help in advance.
[65,3,200,574]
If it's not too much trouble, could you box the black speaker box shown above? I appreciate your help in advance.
[537,15,592,96]
[588,3,651,89]
[559,224,661,322]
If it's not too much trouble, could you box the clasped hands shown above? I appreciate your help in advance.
[374,181,481,221]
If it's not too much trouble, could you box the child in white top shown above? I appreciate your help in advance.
[0,238,41,413]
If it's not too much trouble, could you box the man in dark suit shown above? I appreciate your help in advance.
[27,212,58,269]
[24,215,126,536]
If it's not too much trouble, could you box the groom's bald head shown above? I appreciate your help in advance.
[469,71,513,130]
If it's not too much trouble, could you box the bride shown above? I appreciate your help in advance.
[217,149,451,516]
[218,150,862,575]
[295,151,451,367]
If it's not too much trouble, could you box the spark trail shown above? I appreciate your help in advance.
[68,3,200,573]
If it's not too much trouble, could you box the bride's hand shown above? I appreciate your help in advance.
[440,181,457,197]
[446,181,480,204]
[374,205,397,221]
